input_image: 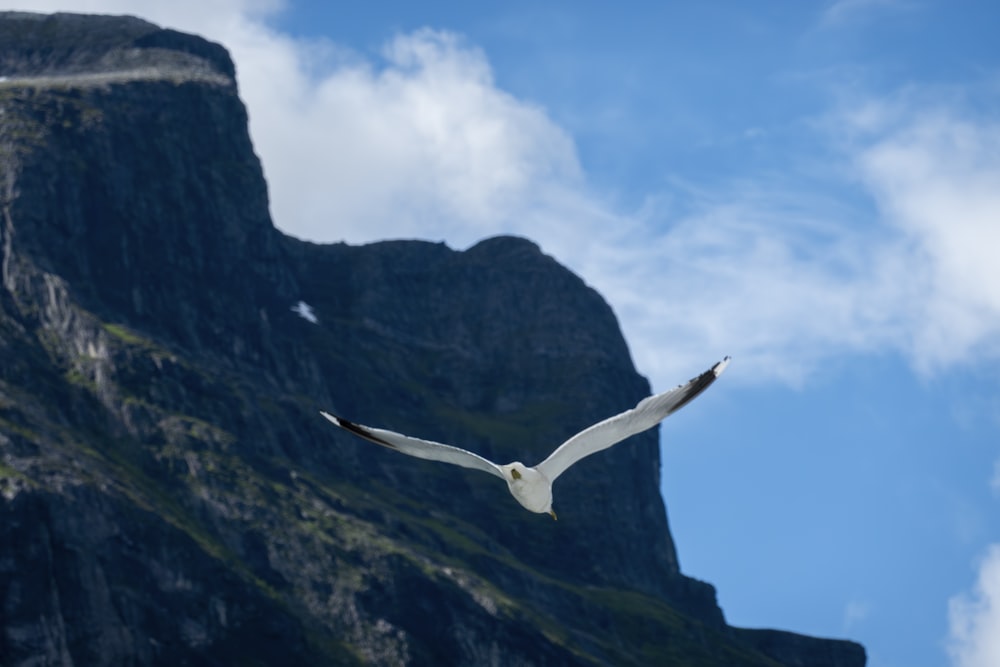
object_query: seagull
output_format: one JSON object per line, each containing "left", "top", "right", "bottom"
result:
{"left": 321, "top": 356, "right": 730, "bottom": 519}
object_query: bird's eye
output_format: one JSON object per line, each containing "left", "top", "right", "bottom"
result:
{"left": 511, "top": 469, "right": 522, "bottom": 480}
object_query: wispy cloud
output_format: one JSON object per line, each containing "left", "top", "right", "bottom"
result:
{"left": 852, "top": 103, "right": 1000, "bottom": 374}
{"left": 949, "top": 545, "right": 1000, "bottom": 667}
{"left": 843, "top": 598, "right": 871, "bottom": 633}
{"left": 7, "top": 1, "right": 1000, "bottom": 388}
{"left": 821, "top": 0, "right": 913, "bottom": 27}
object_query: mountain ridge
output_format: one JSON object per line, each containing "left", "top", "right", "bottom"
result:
{"left": 0, "top": 12, "right": 865, "bottom": 666}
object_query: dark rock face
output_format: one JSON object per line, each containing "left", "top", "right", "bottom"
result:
{"left": 0, "top": 12, "right": 866, "bottom": 666}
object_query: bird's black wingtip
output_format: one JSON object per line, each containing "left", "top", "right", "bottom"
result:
{"left": 671, "top": 357, "right": 730, "bottom": 413}
{"left": 319, "top": 411, "right": 398, "bottom": 450}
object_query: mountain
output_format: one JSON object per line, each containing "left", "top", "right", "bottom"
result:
{"left": 0, "top": 12, "right": 866, "bottom": 666}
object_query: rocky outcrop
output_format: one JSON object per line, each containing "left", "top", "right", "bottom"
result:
{"left": 0, "top": 12, "right": 865, "bottom": 666}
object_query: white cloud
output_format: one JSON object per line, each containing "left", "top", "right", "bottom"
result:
{"left": 855, "top": 107, "right": 1000, "bottom": 373}
{"left": 843, "top": 598, "right": 871, "bottom": 633}
{"left": 242, "top": 28, "right": 583, "bottom": 245}
{"left": 5, "top": 1, "right": 1000, "bottom": 387}
{"left": 563, "top": 189, "right": 907, "bottom": 385}
{"left": 949, "top": 545, "right": 1000, "bottom": 667}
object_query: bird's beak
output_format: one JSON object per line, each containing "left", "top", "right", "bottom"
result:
{"left": 548, "top": 509, "right": 558, "bottom": 521}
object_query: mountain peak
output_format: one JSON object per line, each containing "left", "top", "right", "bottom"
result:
{"left": 0, "top": 11, "right": 235, "bottom": 87}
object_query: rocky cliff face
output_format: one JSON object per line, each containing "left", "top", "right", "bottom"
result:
{"left": 0, "top": 12, "right": 866, "bottom": 666}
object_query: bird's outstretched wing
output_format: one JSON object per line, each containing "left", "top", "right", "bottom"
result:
{"left": 536, "top": 357, "right": 730, "bottom": 482}
{"left": 320, "top": 411, "right": 506, "bottom": 480}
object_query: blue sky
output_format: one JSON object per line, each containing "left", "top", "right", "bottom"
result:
{"left": 7, "top": 2, "right": 1000, "bottom": 665}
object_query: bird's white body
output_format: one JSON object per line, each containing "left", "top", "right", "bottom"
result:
{"left": 321, "top": 357, "right": 729, "bottom": 518}
{"left": 500, "top": 463, "right": 553, "bottom": 515}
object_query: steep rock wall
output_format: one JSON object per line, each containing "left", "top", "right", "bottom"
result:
{"left": 0, "top": 12, "right": 865, "bottom": 667}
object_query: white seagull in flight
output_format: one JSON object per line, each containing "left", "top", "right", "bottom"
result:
{"left": 321, "top": 357, "right": 730, "bottom": 519}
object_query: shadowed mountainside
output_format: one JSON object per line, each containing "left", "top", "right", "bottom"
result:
{"left": 0, "top": 11, "right": 866, "bottom": 666}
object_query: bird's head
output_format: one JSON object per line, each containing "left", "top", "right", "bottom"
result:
{"left": 501, "top": 463, "right": 556, "bottom": 519}
{"left": 503, "top": 462, "right": 529, "bottom": 483}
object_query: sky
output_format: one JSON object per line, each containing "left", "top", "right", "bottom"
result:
{"left": 4, "top": 1, "right": 999, "bottom": 665}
